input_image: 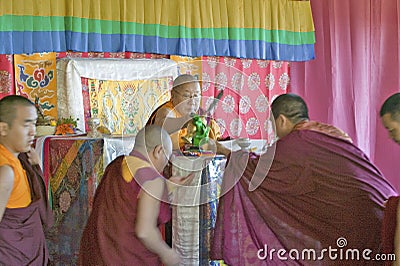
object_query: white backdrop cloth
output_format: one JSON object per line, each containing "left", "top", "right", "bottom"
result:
{"left": 56, "top": 58, "right": 178, "bottom": 131}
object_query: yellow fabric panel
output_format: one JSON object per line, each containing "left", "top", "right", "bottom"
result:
{"left": 2, "top": 0, "right": 314, "bottom": 32}
{"left": 243, "top": 0, "right": 315, "bottom": 31}
{"left": 170, "top": 55, "right": 202, "bottom": 78}
{"left": 0, "top": 0, "right": 67, "bottom": 16}
{"left": 14, "top": 52, "right": 58, "bottom": 120}
{"left": 88, "top": 78, "right": 171, "bottom": 135}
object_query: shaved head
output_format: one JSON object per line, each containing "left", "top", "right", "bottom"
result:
{"left": 134, "top": 125, "right": 171, "bottom": 153}
{"left": 0, "top": 95, "right": 35, "bottom": 127}
{"left": 380, "top": 93, "right": 400, "bottom": 144}
{"left": 380, "top": 93, "right": 400, "bottom": 122}
{"left": 271, "top": 93, "right": 309, "bottom": 124}
{"left": 172, "top": 74, "right": 199, "bottom": 90}
{"left": 133, "top": 125, "right": 173, "bottom": 172}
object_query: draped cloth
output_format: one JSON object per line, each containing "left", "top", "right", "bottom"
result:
{"left": 381, "top": 196, "right": 400, "bottom": 265}
{"left": 289, "top": 0, "right": 400, "bottom": 191}
{"left": 293, "top": 120, "right": 352, "bottom": 143}
{"left": 0, "top": 153, "right": 53, "bottom": 266}
{"left": 0, "top": 0, "right": 315, "bottom": 61}
{"left": 211, "top": 122, "right": 397, "bottom": 265}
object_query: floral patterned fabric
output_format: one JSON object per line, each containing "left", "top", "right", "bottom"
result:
{"left": 201, "top": 57, "right": 289, "bottom": 140}
{"left": 41, "top": 136, "right": 104, "bottom": 265}
{"left": 85, "top": 78, "right": 172, "bottom": 135}
{"left": 0, "top": 54, "right": 14, "bottom": 99}
{"left": 170, "top": 55, "right": 289, "bottom": 141}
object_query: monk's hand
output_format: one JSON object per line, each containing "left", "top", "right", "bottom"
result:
{"left": 27, "top": 147, "right": 41, "bottom": 166}
{"left": 169, "top": 173, "right": 195, "bottom": 186}
{"left": 161, "top": 249, "right": 181, "bottom": 266}
{"left": 166, "top": 173, "right": 195, "bottom": 203}
{"left": 182, "top": 112, "right": 196, "bottom": 128}
{"left": 216, "top": 141, "right": 232, "bottom": 157}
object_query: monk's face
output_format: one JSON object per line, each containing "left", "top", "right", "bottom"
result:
{"left": 0, "top": 105, "right": 37, "bottom": 155}
{"left": 152, "top": 135, "right": 173, "bottom": 173}
{"left": 171, "top": 82, "right": 201, "bottom": 115}
{"left": 381, "top": 113, "right": 400, "bottom": 144}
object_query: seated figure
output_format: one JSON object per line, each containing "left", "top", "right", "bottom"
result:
{"left": 147, "top": 74, "right": 221, "bottom": 150}
{"left": 211, "top": 93, "right": 397, "bottom": 265}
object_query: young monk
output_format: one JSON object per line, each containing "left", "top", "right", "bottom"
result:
{"left": 0, "top": 95, "right": 53, "bottom": 265}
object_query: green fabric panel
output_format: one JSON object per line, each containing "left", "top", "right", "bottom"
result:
{"left": 0, "top": 15, "right": 315, "bottom": 45}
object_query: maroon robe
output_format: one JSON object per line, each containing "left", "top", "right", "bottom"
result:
{"left": 0, "top": 153, "right": 53, "bottom": 265}
{"left": 381, "top": 196, "right": 399, "bottom": 265}
{"left": 78, "top": 152, "right": 171, "bottom": 266}
{"left": 211, "top": 129, "right": 397, "bottom": 265}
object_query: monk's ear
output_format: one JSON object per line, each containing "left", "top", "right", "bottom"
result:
{"left": 0, "top": 122, "right": 9, "bottom": 136}
{"left": 170, "top": 90, "right": 178, "bottom": 105}
{"left": 276, "top": 114, "right": 286, "bottom": 126}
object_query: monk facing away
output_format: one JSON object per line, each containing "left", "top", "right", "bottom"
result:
{"left": 211, "top": 93, "right": 397, "bottom": 265}
{"left": 78, "top": 125, "right": 192, "bottom": 266}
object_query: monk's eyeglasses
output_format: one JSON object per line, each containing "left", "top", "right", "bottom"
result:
{"left": 173, "top": 89, "right": 201, "bottom": 100}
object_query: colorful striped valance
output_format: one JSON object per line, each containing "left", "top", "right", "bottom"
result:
{"left": 0, "top": 0, "right": 315, "bottom": 61}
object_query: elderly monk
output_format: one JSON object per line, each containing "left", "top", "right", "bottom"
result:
{"left": 79, "top": 125, "right": 192, "bottom": 266}
{"left": 147, "top": 74, "right": 221, "bottom": 150}
{"left": 211, "top": 93, "right": 397, "bottom": 265}
{"left": 0, "top": 95, "right": 53, "bottom": 265}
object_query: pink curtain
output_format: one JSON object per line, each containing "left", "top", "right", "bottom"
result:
{"left": 201, "top": 56, "right": 289, "bottom": 140}
{"left": 290, "top": 0, "right": 400, "bottom": 191}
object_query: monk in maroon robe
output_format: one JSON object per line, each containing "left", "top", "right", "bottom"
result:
{"left": 211, "top": 94, "right": 397, "bottom": 265}
{"left": 0, "top": 152, "right": 53, "bottom": 265}
{"left": 0, "top": 95, "right": 53, "bottom": 266}
{"left": 79, "top": 125, "right": 191, "bottom": 265}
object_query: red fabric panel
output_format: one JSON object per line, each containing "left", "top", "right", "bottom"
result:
{"left": 0, "top": 54, "right": 14, "bottom": 99}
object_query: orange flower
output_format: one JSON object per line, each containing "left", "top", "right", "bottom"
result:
{"left": 55, "top": 123, "right": 75, "bottom": 135}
